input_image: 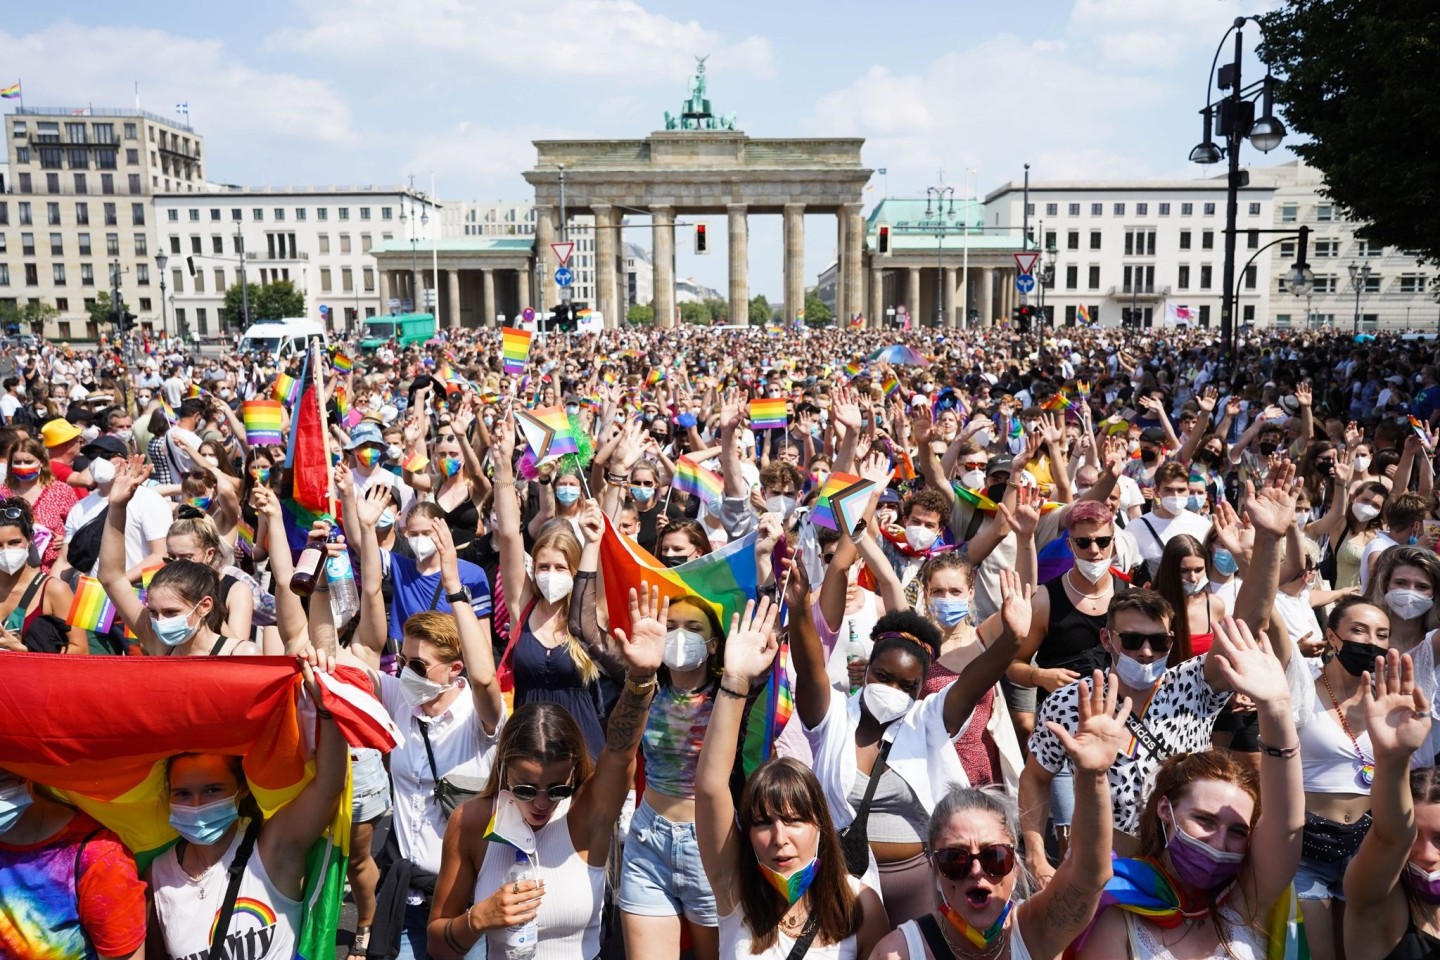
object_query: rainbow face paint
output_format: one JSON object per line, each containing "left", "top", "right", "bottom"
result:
{"left": 940, "top": 899, "right": 1013, "bottom": 949}
{"left": 758, "top": 855, "right": 819, "bottom": 905}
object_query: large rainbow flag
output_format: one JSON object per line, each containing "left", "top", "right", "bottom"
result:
{"left": 501, "top": 327, "right": 533, "bottom": 375}
{"left": 0, "top": 655, "right": 400, "bottom": 960}
{"left": 281, "top": 346, "right": 334, "bottom": 555}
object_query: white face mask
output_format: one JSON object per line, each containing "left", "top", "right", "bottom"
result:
{"left": 408, "top": 535, "right": 437, "bottom": 562}
{"left": 1159, "top": 495, "right": 1189, "bottom": 516}
{"left": 90, "top": 457, "right": 116, "bottom": 485}
{"left": 904, "top": 524, "right": 939, "bottom": 551}
{"left": 1386, "top": 589, "right": 1435, "bottom": 622}
{"left": 1352, "top": 455, "right": 1372, "bottom": 475}
{"left": 0, "top": 547, "right": 27, "bottom": 576}
{"left": 862, "top": 682, "right": 914, "bottom": 724}
{"left": 1182, "top": 576, "right": 1209, "bottom": 596}
{"left": 535, "top": 571, "right": 573, "bottom": 604}
{"left": 1073, "top": 556, "right": 1111, "bottom": 583}
{"left": 1351, "top": 502, "right": 1380, "bottom": 523}
{"left": 114, "top": 429, "right": 133, "bottom": 442}
{"left": 959, "top": 469, "right": 986, "bottom": 490}
{"left": 1114, "top": 650, "right": 1168, "bottom": 688}
{"left": 662, "top": 627, "right": 710, "bottom": 672}
{"left": 398, "top": 665, "right": 452, "bottom": 707}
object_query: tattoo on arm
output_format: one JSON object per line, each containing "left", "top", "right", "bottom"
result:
{"left": 605, "top": 688, "right": 652, "bottom": 754}
{"left": 1047, "top": 882, "right": 1100, "bottom": 931}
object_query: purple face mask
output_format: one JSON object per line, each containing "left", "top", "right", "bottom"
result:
{"left": 1408, "top": 862, "right": 1440, "bottom": 904}
{"left": 1162, "top": 801, "right": 1245, "bottom": 890}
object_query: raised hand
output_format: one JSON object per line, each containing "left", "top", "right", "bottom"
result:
{"left": 250, "top": 483, "right": 281, "bottom": 519}
{"left": 612, "top": 583, "right": 668, "bottom": 676}
{"left": 718, "top": 390, "right": 746, "bottom": 432}
{"left": 1196, "top": 386, "right": 1219, "bottom": 414}
{"left": 1208, "top": 617, "right": 1289, "bottom": 705}
{"left": 996, "top": 483, "right": 1042, "bottom": 539}
{"left": 1225, "top": 396, "right": 1243, "bottom": 418}
{"left": 1047, "top": 670, "right": 1132, "bottom": 775}
{"left": 783, "top": 547, "right": 811, "bottom": 612}
{"left": 355, "top": 482, "right": 391, "bottom": 527}
{"left": 107, "top": 455, "right": 152, "bottom": 506}
{"left": 577, "top": 498, "right": 604, "bottom": 545}
{"left": 997, "top": 568, "right": 1034, "bottom": 643}
{"left": 1038, "top": 411, "right": 1064, "bottom": 446}
{"left": 490, "top": 410, "right": 516, "bottom": 463}
{"left": 1295, "top": 383, "right": 1312, "bottom": 409}
{"left": 909, "top": 405, "right": 934, "bottom": 446}
{"left": 721, "top": 597, "right": 781, "bottom": 688}
{"left": 858, "top": 449, "right": 893, "bottom": 488}
{"left": 431, "top": 520, "right": 461, "bottom": 589}
{"left": 1242, "top": 460, "right": 1298, "bottom": 538}
{"left": 1363, "top": 648, "right": 1432, "bottom": 760}
{"left": 1331, "top": 448, "right": 1354, "bottom": 486}
{"left": 831, "top": 383, "right": 862, "bottom": 432}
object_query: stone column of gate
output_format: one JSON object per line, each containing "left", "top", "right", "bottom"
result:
{"left": 907, "top": 267, "right": 921, "bottom": 326}
{"left": 844, "top": 205, "right": 865, "bottom": 327}
{"left": 728, "top": 204, "right": 748, "bottom": 329}
{"left": 518, "top": 267, "right": 531, "bottom": 320}
{"left": 481, "top": 269, "right": 496, "bottom": 329}
{"left": 835, "top": 213, "right": 848, "bottom": 323}
{"left": 447, "top": 270, "right": 462, "bottom": 328}
{"left": 869, "top": 267, "right": 884, "bottom": 330}
{"left": 593, "top": 204, "right": 617, "bottom": 330}
{"left": 378, "top": 270, "right": 391, "bottom": 312}
{"left": 943, "top": 266, "right": 957, "bottom": 328}
{"left": 783, "top": 203, "right": 805, "bottom": 326}
{"left": 652, "top": 205, "right": 676, "bottom": 329}
{"left": 535, "top": 206, "right": 556, "bottom": 309}
{"left": 981, "top": 268, "right": 996, "bottom": 327}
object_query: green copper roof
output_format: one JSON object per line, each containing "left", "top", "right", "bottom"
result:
{"left": 867, "top": 197, "right": 1020, "bottom": 250}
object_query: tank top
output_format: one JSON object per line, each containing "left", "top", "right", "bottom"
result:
{"left": 1298, "top": 687, "right": 1375, "bottom": 795}
{"left": 440, "top": 491, "right": 480, "bottom": 547}
{"left": 474, "top": 803, "right": 605, "bottom": 959}
{"left": 1384, "top": 912, "right": 1440, "bottom": 960}
{"left": 898, "top": 911, "right": 1034, "bottom": 960}
{"left": 718, "top": 875, "right": 864, "bottom": 959}
{"left": 1038, "top": 574, "right": 1114, "bottom": 672}
{"left": 1122, "top": 905, "right": 1265, "bottom": 960}
{"left": 924, "top": 660, "right": 1002, "bottom": 787}
{"left": 150, "top": 821, "right": 302, "bottom": 960}
{"left": 1189, "top": 598, "right": 1214, "bottom": 656}
{"left": 847, "top": 765, "right": 925, "bottom": 844}
{"left": 1336, "top": 532, "right": 1370, "bottom": 592}
{"left": 641, "top": 680, "right": 715, "bottom": 799}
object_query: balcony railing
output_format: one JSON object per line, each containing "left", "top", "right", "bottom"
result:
{"left": 1105, "top": 285, "right": 1172, "bottom": 301}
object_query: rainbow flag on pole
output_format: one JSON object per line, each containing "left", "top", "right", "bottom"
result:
{"left": 274, "top": 373, "right": 299, "bottom": 405}
{"left": 672, "top": 456, "right": 724, "bottom": 505}
{"left": 1077, "top": 304, "right": 1092, "bottom": 325}
{"left": 882, "top": 374, "right": 900, "bottom": 399}
{"left": 515, "top": 406, "right": 578, "bottom": 461}
{"left": 331, "top": 351, "right": 354, "bottom": 374}
{"left": 749, "top": 398, "right": 787, "bottom": 431}
{"left": 66, "top": 576, "right": 115, "bottom": 633}
{"left": 242, "top": 399, "right": 285, "bottom": 446}
{"left": 0, "top": 82, "right": 19, "bottom": 100}
{"left": 501, "top": 327, "right": 533, "bottom": 375}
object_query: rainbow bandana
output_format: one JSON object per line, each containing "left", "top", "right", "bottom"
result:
{"left": 940, "top": 899, "right": 1013, "bottom": 949}
{"left": 1072, "top": 856, "right": 1232, "bottom": 951}
{"left": 759, "top": 856, "right": 820, "bottom": 905}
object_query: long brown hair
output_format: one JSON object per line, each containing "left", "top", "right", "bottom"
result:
{"left": 6, "top": 438, "right": 54, "bottom": 486}
{"left": 530, "top": 520, "right": 596, "bottom": 684}
{"left": 736, "top": 758, "right": 859, "bottom": 953}
{"left": 480, "top": 702, "right": 594, "bottom": 800}
{"left": 149, "top": 559, "right": 227, "bottom": 633}
{"left": 1153, "top": 534, "right": 1206, "bottom": 661}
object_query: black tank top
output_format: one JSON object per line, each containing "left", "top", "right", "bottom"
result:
{"left": 1385, "top": 913, "right": 1440, "bottom": 960}
{"left": 441, "top": 495, "right": 480, "bottom": 548}
{"left": 1037, "top": 573, "right": 1116, "bottom": 674}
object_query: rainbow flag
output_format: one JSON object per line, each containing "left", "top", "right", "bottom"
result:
{"left": 332, "top": 351, "right": 354, "bottom": 374}
{"left": 242, "top": 399, "right": 285, "bottom": 446}
{"left": 140, "top": 562, "right": 162, "bottom": 590}
{"left": 515, "top": 407, "right": 578, "bottom": 461}
{"left": 646, "top": 368, "right": 667, "bottom": 387}
{"left": 1077, "top": 379, "right": 1091, "bottom": 398}
{"left": 237, "top": 518, "right": 257, "bottom": 557}
{"left": 812, "top": 472, "right": 875, "bottom": 533}
{"left": 0, "top": 83, "right": 19, "bottom": 100}
{"left": 1041, "top": 393, "right": 1073, "bottom": 412}
{"left": 672, "top": 456, "right": 724, "bottom": 505}
{"left": 1077, "top": 304, "right": 1092, "bottom": 325}
{"left": 0, "top": 656, "right": 399, "bottom": 960}
{"left": 403, "top": 453, "right": 429, "bottom": 473}
{"left": 66, "top": 576, "right": 115, "bottom": 633}
{"left": 274, "top": 373, "right": 299, "bottom": 405}
{"left": 749, "top": 398, "right": 787, "bottom": 431}
{"left": 501, "top": 326, "right": 533, "bottom": 375}
{"left": 843, "top": 362, "right": 863, "bottom": 378}
{"left": 882, "top": 375, "right": 900, "bottom": 399}
{"left": 185, "top": 383, "right": 204, "bottom": 399}
{"left": 760, "top": 638, "right": 795, "bottom": 766}
{"left": 951, "top": 483, "right": 999, "bottom": 513}
{"left": 160, "top": 398, "right": 177, "bottom": 425}
{"left": 1409, "top": 415, "right": 1430, "bottom": 446}
{"left": 575, "top": 308, "right": 593, "bottom": 321}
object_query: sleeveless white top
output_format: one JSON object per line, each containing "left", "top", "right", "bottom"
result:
{"left": 474, "top": 802, "right": 605, "bottom": 959}
{"left": 150, "top": 821, "right": 301, "bottom": 960}
{"left": 718, "top": 876, "right": 864, "bottom": 960}
{"left": 1123, "top": 906, "right": 1265, "bottom": 960}
{"left": 899, "top": 911, "right": 1033, "bottom": 960}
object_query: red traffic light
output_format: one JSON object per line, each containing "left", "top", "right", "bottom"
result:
{"left": 695, "top": 224, "right": 708, "bottom": 254}
{"left": 878, "top": 226, "right": 891, "bottom": 255}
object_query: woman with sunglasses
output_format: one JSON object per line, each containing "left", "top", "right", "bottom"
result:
{"left": 426, "top": 583, "right": 664, "bottom": 959}
{"left": 696, "top": 595, "right": 890, "bottom": 960}
{"left": 1, "top": 437, "right": 77, "bottom": 572}
{"left": 0, "top": 497, "right": 87, "bottom": 654}
{"left": 1075, "top": 618, "right": 1302, "bottom": 960}
{"left": 872, "top": 671, "right": 1129, "bottom": 960}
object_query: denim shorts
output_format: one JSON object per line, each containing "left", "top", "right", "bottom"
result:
{"left": 619, "top": 799, "right": 717, "bottom": 925}
{"left": 351, "top": 748, "right": 390, "bottom": 825}
{"left": 1294, "top": 852, "right": 1349, "bottom": 901}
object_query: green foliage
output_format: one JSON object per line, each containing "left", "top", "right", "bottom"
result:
{"left": 223, "top": 280, "right": 306, "bottom": 329}
{"left": 748, "top": 294, "right": 775, "bottom": 326}
{"left": 626, "top": 302, "right": 655, "bottom": 326}
{"left": 803, "top": 291, "right": 833, "bottom": 327}
{"left": 1260, "top": 1, "right": 1440, "bottom": 267}
{"left": 702, "top": 297, "right": 728, "bottom": 324}
{"left": 679, "top": 300, "right": 711, "bottom": 325}
{"left": 86, "top": 292, "right": 115, "bottom": 327}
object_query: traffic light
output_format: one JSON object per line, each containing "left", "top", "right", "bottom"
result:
{"left": 122, "top": 311, "right": 137, "bottom": 331}
{"left": 878, "top": 225, "right": 891, "bottom": 256}
{"left": 550, "top": 303, "right": 574, "bottom": 333}
{"left": 186, "top": 256, "right": 196, "bottom": 277}
{"left": 1014, "top": 304, "right": 1034, "bottom": 332}
{"left": 695, "top": 224, "right": 708, "bottom": 254}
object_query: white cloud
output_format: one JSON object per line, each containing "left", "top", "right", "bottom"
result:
{"left": 399, "top": 120, "right": 560, "bottom": 200}
{"left": 267, "top": 0, "right": 773, "bottom": 83}
{"left": 0, "top": 21, "right": 358, "bottom": 155}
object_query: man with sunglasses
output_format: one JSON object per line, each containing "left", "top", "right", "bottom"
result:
{"left": 1019, "top": 590, "right": 1235, "bottom": 886}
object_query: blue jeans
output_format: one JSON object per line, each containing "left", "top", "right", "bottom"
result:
{"left": 1050, "top": 763, "right": 1075, "bottom": 829}
{"left": 395, "top": 901, "right": 488, "bottom": 960}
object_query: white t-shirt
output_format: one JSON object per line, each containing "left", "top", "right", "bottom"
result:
{"left": 0, "top": 393, "right": 20, "bottom": 422}
{"left": 718, "top": 876, "right": 866, "bottom": 960}
{"left": 1359, "top": 531, "right": 1399, "bottom": 593}
{"left": 64, "top": 487, "right": 172, "bottom": 576}
{"left": 1129, "top": 509, "right": 1213, "bottom": 563}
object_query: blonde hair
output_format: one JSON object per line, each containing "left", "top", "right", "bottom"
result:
{"left": 402, "top": 611, "right": 462, "bottom": 660}
{"left": 531, "top": 520, "right": 596, "bottom": 684}
{"left": 169, "top": 513, "right": 224, "bottom": 569}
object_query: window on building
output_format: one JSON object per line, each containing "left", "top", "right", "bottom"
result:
{"left": 17, "top": 173, "right": 32, "bottom": 193}
{"left": 1088, "top": 265, "right": 1100, "bottom": 290}
{"left": 1064, "top": 265, "right": 1078, "bottom": 289}
{"left": 1066, "top": 230, "right": 1079, "bottom": 251}
{"left": 52, "top": 264, "right": 66, "bottom": 285}
{"left": 136, "top": 264, "right": 149, "bottom": 285}
{"left": 1068, "top": 203, "right": 1081, "bottom": 216}
{"left": 342, "top": 268, "right": 354, "bottom": 292}
{"left": 1313, "top": 275, "right": 1337, "bottom": 293}
{"left": 1248, "top": 202, "right": 1262, "bottom": 216}
{"left": 1280, "top": 204, "right": 1298, "bottom": 223}
{"left": 1089, "top": 231, "right": 1102, "bottom": 250}
{"left": 296, "top": 208, "right": 307, "bottom": 222}
{"left": 232, "top": 209, "right": 242, "bottom": 221}
{"left": 193, "top": 270, "right": 205, "bottom": 293}
{"left": 20, "top": 232, "right": 34, "bottom": 256}
{"left": 1400, "top": 275, "right": 1429, "bottom": 294}
{"left": 24, "top": 265, "right": 38, "bottom": 287}
{"left": 171, "top": 269, "right": 184, "bottom": 293}
{"left": 166, "top": 235, "right": 179, "bottom": 255}
{"left": 80, "top": 264, "right": 93, "bottom": 286}
{"left": 363, "top": 268, "right": 375, "bottom": 292}
{"left": 1245, "top": 265, "right": 1257, "bottom": 289}
{"left": 39, "top": 148, "right": 62, "bottom": 170}
{"left": 1158, "top": 203, "right": 1170, "bottom": 216}
{"left": 1111, "top": 203, "right": 1123, "bottom": 216}
{"left": 45, "top": 173, "right": 60, "bottom": 193}
{"left": 1043, "top": 230, "right": 1056, "bottom": 251}
{"left": 187, "top": 209, "right": 199, "bottom": 222}
{"left": 127, "top": 174, "right": 141, "bottom": 194}
{"left": 96, "top": 148, "right": 117, "bottom": 170}
{"left": 1024, "top": 203, "right": 1035, "bottom": 216}
{"left": 317, "top": 208, "right": 328, "bottom": 221}
{"left": 196, "top": 308, "right": 207, "bottom": 334}
{"left": 1246, "top": 230, "right": 1259, "bottom": 249}
{"left": 1200, "top": 265, "right": 1213, "bottom": 289}
{"left": 1202, "top": 203, "right": 1215, "bottom": 215}
{"left": 1086, "top": 203, "right": 1100, "bottom": 216}
{"left": 1356, "top": 239, "right": 1381, "bottom": 257}
{"left": 1124, "top": 229, "right": 1157, "bottom": 256}
{"left": 252, "top": 208, "right": 263, "bottom": 221}
{"left": 1363, "top": 275, "right": 1382, "bottom": 294}
{"left": 1279, "top": 240, "right": 1296, "bottom": 259}
{"left": 190, "top": 236, "right": 201, "bottom": 254}
{"left": 318, "top": 234, "right": 330, "bottom": 254}
{"left": 382, "top": 207, "right": 393, "bottom": 221}
{"left": 1181, "top": 202, "right": 1194, "bottom": 216}
{"left": 0, "top": 265, "right": 8, "bottom": 286}
{"left": 360, "top": 207, "right": 372, "bottom": 221}
{"left": 1242, "top": 304, "right": 1255, "bottom": 323}
{"left": 338, "top": 208, "right": 349, "bottom": 221}
{"left": 1177, "top": 265, "right": 1190, "bottom": 289}
{"left": 1179, "top": 230, "right": 1192, "bottom": 250}
{"left": 1201, "top": 230, "right": 1214, "bottom": 250}
{"left": 132, "top": 234, "right": 146, "bottom": 256}
{"left": 78, "top": 234, "right": 91, "bottom": 256}
{"left": 101, "top": 202, "right": 117, "bottom": 226}
{"left": 18, "top": 203, "right": 32, "bottom": 226}
{"left": 1315, "top": 239, "right": 1340, "bottom": 258}
{"left": 49, "top": 232, "right": 62, "bottom": 255}
{"left": 320, "top": 268, "right": 332, "bottom": 292}
{"left": 340, "top": 234, "right": 352, "bottom": 254}
{"left": 213, "top": 268, "right": 225, "bottom": 291}
{"left": 106, "top": 233, "right": 119, "bottom": 257}
{"left": 1317, "top": 204, "right": 1335, "bottom": 221}
{"left": 44, "top": 203, "right": 60, "bottom": 227}
{"left": 1136, "top": 203, "right": 1148, "bottom": 216}
{"left": 167, "top": 209, "right": 179, "bottom": 223}
{"left": 272, "top": 208, "right": 285, "bottom": 222}
{"left": 1042, "top": 203, "right": 1055, "bottom": 217}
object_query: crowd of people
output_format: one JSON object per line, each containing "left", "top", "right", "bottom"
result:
{"left": 4, "top": 319, "right": 1440, "bottom": 960}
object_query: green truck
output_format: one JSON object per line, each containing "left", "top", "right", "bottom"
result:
{"left": 360, "top": 312, "right": 436, "bottom": 350}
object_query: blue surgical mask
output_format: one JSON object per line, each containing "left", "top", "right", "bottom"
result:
{"left": 1212, "top": 548, "right": 1238, "bottom": 577}
{"left": 630, "top": 485, "right": 654, "bottom": 503}
{"left": 152, "top": 602, "right": 201, "bottom": 647}
{"left": 169, "top": 793, "right": 241, "bottom": 845}
{"left": 1186, "top": 494, "right": 1204, "bottom": 512}
{"left": 555, "top": 486, "right": 581, "bottom": 505}
{"left": 931, "top": 596, "right": 971, "bottom": 627}
{"left": 0, "top": 781, "right": 34, "bottom": 833}
{"left": 377, "top": 509, "right": 397, "bottom": 529}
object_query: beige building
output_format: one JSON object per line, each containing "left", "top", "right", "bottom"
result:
{"left": 1, "top": 106, "right": 203, "bottom": 340}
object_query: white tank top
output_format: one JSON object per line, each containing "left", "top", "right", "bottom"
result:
{"left": 718, "top": 876, "right": 864, "bottom": 960}
{"left": 150, "top": 821, "right": 302, "bottom": 960}
{"left": 1298, "top": 682, "right": 1375, "bottom": 795}
{"left": 474, "top": 803, "right": 605, "bottom": 959}
{"left": 899, "top": 912, "right": 1033, "bottom": 960}
{"left": 1123, "top": 906, "right": 1265, "bottom": 960}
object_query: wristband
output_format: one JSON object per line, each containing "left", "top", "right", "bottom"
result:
{"left": 719, "top": 683, "right": 750, "bottom": 699}
{"left": 1256, "top": 738, "right": 1300, "bottom": 759}
{"left": 625, "top": 674, "right": 658, "bottom": 696}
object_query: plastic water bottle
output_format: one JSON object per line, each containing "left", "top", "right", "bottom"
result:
{"left": 506, "top": 849, "right": 538, "bottom": 959}
{"left": 325, "top": 527, "right": 360, "bottom": 625}
{"left": 846, "top": 621, "right": 868, "bottom": 694}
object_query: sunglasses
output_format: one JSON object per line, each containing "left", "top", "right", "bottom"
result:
{"left": 508, "top": 782, "right": 576, "bottom": 803}
{"left": 1116, "top": 630, "right": 1173, "bottom": 653}
{"left": 0, "top": 506, "right": 26, "bottom": 523}
{"left": 932, "top": 843, "right": 1016, "bottom": 881}
{"left": 395, "top": 654, "right": 449, "bottom": 678}
{"left": 1069, "top": 535, "right": 1114, "bottom": 550}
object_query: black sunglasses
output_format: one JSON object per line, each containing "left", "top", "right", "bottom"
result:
{"left": 0, "top": 506, "right": 26, "bottom": 522}
{"left": 1116, "top": 630, "right": 1173, "bottom": 653}
{"left": 933, "top": 843, "right": 1016, "bottom": 881}
{"left": 1070, "top": 535, "right": 1114, "bottom": 550}
{"left": 509, "top": 782, "right": 576, "bottom": 803}
{"left": 395, "top": 654, "right": 448, "bottom": 678}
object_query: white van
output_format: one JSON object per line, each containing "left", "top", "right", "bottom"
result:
{"left": 238, "top": 319, "right": 330, "bottom": 363}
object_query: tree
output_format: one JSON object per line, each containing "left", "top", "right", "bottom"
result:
{"left": 19, "top": 300, "right": 58, "bottom": 332}
{"left": 626, "top": 302, "right": 655, "bottom": 326}
{"left": 87, "top": 292, "right": 115, "bottom": 328}
{"left": 803, "top": 291, "right": 833, "bottom": 327}
{"left": 680, "top": 300, "right": 712, "bottom": 325}
{"left": 748, "top": 294, "right": 774, "bottom": 327}
{"left": 702, "top": 297, "right": 728, "bottom": 324}
{"left": 1260, "top": 1, "right": 1440, "bottom": 267}
{"left": 223, "top": 280, "right": 306, "bottom": 330}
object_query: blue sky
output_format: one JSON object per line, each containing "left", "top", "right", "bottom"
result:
{"left": 2, "top": 0, "right": 1292, "bottom": 303}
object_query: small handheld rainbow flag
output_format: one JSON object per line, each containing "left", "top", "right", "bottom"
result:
{"left": 672, "top": 456, "right": 724, "bottom": 505}
{"left": 236, "top": 519, "right": 256, "bottom": 557}
{"left": 1041, "top": 393, "right": 1074, "bottom": 412}
{"left": 185, "top": 384, "right": 204, "bottom": 399}
{"left": 241, "top": 400, "right": 284, "bottom": 446}
{"left": 501, "top": 327, "right": 533, "bottom": 375}
{"left": 273, "top": 374, "right": 299, "bottom": 405}
{"left": 812, "top": 472, "right": 875, "bottom": 534}
{"left": 66, "top": 576, "right": 115, "bottom": 633}
{"left": 646, "top": 368, "right": 667, "bottom": 387}
{"left": 332, "top": 351, "right": 354, "bottom": 374}
{"left": 951, "top": 483, "right": 999, "bottom": 513}
{"left": 882, "top": 375, "right": 900, "bottom": 399}
{"left": 515, "top": 407, "right": 578, "bottom": 461}
{"left": 843, "top": 361, "right": 864, "bottom": 378}
{"left": 1409, "top": 415, "right": 1430, "bottom": 448}
{"left": 1077, "top": 304, "right": 1092, "bottom": 325}
{"left": 160, "top": 398, "right": 177, "bottom": 425}
{"left": 1077, "top": 379, "right": 1091, "bottom": 398}
{"left": 403, "top": 453, "right": 429, "bottom": 473}
{"left": 748, "top": 398, "right": 787, "bottom": 431}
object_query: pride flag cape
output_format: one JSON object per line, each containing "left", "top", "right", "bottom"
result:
{"left": 672, "top": 455, "right": 724, "bottom": 505}
{"left": 812, "top": 472, "right": 874, "bottom": 534}
{"left": 242, "top": 399, "right": 285, "bottom": 446}
{"left": 515, "top": 406, "right": 578, "bottom": 461}
{"left": 0, "top": 655, "right": 400, "bottom": 960}
{"left": 501, "top": 327, "right": 533, "bottom": 374}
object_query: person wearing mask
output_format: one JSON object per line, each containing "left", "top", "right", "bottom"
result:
{"left": 1153, "top": 534, "right": 1228, "bottom": 657}
{"left": 656, "top": 518, "right": 715, "bottom": 565}
{"left": 528, "top": 466, "right": 587, "bottom": 543}
{"left": 166, "top": 512, "right": 256, "bottom": 643}
{"left": 422, "top": 409, "right": 487, "bottom": 549}
{"left": 1361, "top": 494, "right": 1432, "bottom": 593}
{"left": 98, "top": 406, "right": 137, "bottom": 455}
{"left": 1129, "top": 461, "right": 1213, "bottom": 581}
{"left": 877, "top": 488, "right": 955, "bottom": 606}
{"left": 146, "top": 396, "right": 206, "bottom": 486}
{"left": 0, "top": 437, "right": 78, "bottom": 571}
{"left": 53, "top": 436, "right": 169, "bottom": 590}
{"left": 347, "top": 419, "right": 415, "bottom": 514}
{"left": 0, "top": 497, "right": 86, "bottom": 655}
{"left": 1329, "top": 481, "right": 1388, "bottom": 592}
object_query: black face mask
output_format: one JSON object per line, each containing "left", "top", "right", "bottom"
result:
{"left": 659, "top": 553, "right": 690, "bottom": 569}
{"left": 1140, "top": 448, "right": 1159, "bottom": 465}
{"left": 1259, "top": 441, "right": 1278, "bottom": 457}
{"left": 1336, "top": 639, "right": 1387, "bottom": 677}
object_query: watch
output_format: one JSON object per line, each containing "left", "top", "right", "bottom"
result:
{"left": 446, "top": 587, "right": 472, "bottom": 604}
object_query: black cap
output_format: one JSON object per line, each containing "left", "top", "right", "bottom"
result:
{"left": 985, "top": 456, "right": 1013, "bottom": 478}
{"left": 81, "top": 435, "right": 128, "bottom": 461}
{"left": 878, "top": 488, "right": 902, "bottom": 505}
{"left": 1140, "top": 426, "right": 1166, "bottom": 444}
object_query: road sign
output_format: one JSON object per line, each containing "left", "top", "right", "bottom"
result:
{"left": 1013, "top": 251, "right": 1041, "bottom": 275}
{"left": 555, "top": 267, "right": 574, "bottom": 287}
{"left": 1015, "top": 274, "right": 1036, "bottom": 294}
{"left": 550, "top": 242, "right": 575, "bottom": 267}
{"left": 521, "top": 306, "right": 536, "bottom": 323}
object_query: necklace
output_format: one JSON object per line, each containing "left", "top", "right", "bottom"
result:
{"left": 1064, "top": 569, "right": 1113, "bottom": 604}
{"left": 1320, "top": 670, "right": 1374, "bottom": 787}
{"left": 182, "top": 846, "right": 223, "bottom": 899}
{"left": 936, "top": 905, "right": 1008, "bottom": 960}
{"left": 779, "top": 903, "right": 809, "bottom": 932}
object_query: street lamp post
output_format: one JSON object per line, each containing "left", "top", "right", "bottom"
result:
{"left": 1038, "top": 245, "right": 1057, "bottom": 328}
{"left": 1349, "top": 261, "right": 1373, "bottom": 334}
{"left": 926, "top": 183, "right": 955, "bottom": 328}
{"left": 235, "top": 229, "right": 248, "bottom": 334}
{"left": 1188, "top": 16, "right": 1287, "bottom": 368}
{"left": 155, "top": 252, "right": 169, "bottom": 344}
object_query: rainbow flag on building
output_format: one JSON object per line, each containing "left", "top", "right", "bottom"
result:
{"left": 672, "top": 456, "right": 724, "bottom": 505}
{"left": 501, "top": 326, "right": 532, "bottom": 375}
{"left": 749, "top": 398, "right": 787, "bottom": 431}
{"left": 66, "top": 576, "right": 115, "bottom": 633}
{"left": 242, "top": 399, "right": 285, "bottom": 446}
{"left": 515, "top": 406, "right": 578, "bottom": 461}
{"left": 0, "top": 82, "right": 20, "bottom": 100}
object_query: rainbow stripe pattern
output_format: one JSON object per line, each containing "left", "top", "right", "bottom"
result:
{"left": 843, "top": 362, "right": 863, "bottom": 378}
{"left": 237, "top": 519, "right": 257, "bottom": 557}
{"left": 951, "top": 482, "right": 999, "bottom": 513}
{"left": 1041, "top": 392, "right": 1074, "bottom": 412}
{"left": 332, "top": 351, "right": 354, "bottom": 373}
{"left": 646, "top": 368, "right": 667, "bottom": 387}
{"left": 760, "top": 846, "right": 816, "bottom": 903}
{"left": 273, "top": 374, "right": 298, "bottom": 405}
{"left": 66, "top": 576, "right": 115, "bottom": 633}
{"left": 0, "top": 83, "right": 20, "bottom": 100}
{"left": 501, "top": 326, "right": 532, "bottom": 375}
{"left": 882, "top": 375, "right": 900, "bottom": 399}
{"left": 403, "top": 453, "right": 429, "bottom": 473}
{"left": 672, "top": 456, "right": 724, "bottom": 504}
{"left": 748, "top": 398, "right": 787, "bottom": 431}
{"left": 242, "top": 400, "right": 285, "bottom": 446}
{"left": 812, "top": 472, "right": 874, "bottom": 533}
{"left": 515, "top": 407, "right": 578, "bottom": 461}
{"left": 1077, "top": 304, "right": 1092, "bottom": 325}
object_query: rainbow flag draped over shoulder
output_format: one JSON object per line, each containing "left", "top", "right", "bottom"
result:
{"left": 242, "top": 399, "right": 285, "bottom": 446}
{"left": 501, "top": 327, "right": 533, "bottom": 375}
{"left": 672, "top": 456, "right": 724, "bottom": 505}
